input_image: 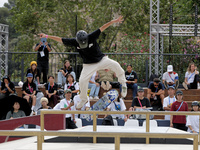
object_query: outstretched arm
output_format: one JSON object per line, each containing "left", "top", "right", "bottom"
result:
{"left": 38, "top": 33, "right": 62, "bottom": 43}
{"left": 99, "top": 16, "right": 124, "bottom": 32}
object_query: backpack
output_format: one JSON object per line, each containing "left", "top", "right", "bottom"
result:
{"left": 102, "top": 115, "right": 114, "bottom": 126}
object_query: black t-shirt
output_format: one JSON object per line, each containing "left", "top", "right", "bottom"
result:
{"left": 22, "top": 81, "right": 36, "bottom": 95}
{"left": 26, "top": 68, "right": 41, "bottom": 81}
{"left": 1, "top": 82, "right": 15, "bottom": 96}
{"left": 45, "top": 82, "right": 58, "bottom": 93}
{"left": 62, "top": 29, "right": 105, "bottom": 64}
{"left": 132, "top": 97, "right": 151, "bottom": 107}
{"left": 125, "top": 70, "right": 138, "bottom": 81}
{"left": 148, "top": 82, "right": 164, "bottom": 92}
{"left": 60, "top": 67, "right": 73, "bottom": 77}
{"left": 35, "top": 43, "right": 51, "bottom": 62}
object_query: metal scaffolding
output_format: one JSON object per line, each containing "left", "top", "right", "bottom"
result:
{"left": 149, "top": 0, "right": 200, "bottom": 77}
{"left": 0, "top": 24, "right": 9, "bottom": 78}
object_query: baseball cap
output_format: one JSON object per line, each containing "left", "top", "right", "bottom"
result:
{"left": 64, "top": 89, "right": 72, "bottom": 94}
{"left": 168, "top": 86, "right": 175, "bottom": 90}
{"left": 176, "top": 90, "right": 183, "bottom": 95}
{"left": 137, "top": 88, "right": 144, "bottom": 92}
{"left": 27, "top": 73, "right": 33, "bottom": 78}
{"left": 167, "top": 65, "right": 173, "bottom": 72}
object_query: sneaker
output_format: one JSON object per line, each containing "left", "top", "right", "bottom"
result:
{"left": 163, "top": 80, "right": 168, "bottom": 89}
{"left": 175, "top": 80, "right": 179, "bottom": 90}
{"left": 198, "top": 83, "right": 200, "bottom": 89}
{"left": 121, "top": 83, "right": 127, "bottom": 98}
{"left": 89, "top": 96, "right": 93, "bottom": 100}
{"left": 101, "top": 81, "right": 107, "bottom": 90}
{"left": 106, "top": 81, "right": 111, "bottom": 91}
{"left": 94, "top": 96, "right": 99, "bottom": 100}
{"left": 76, "top": 99, "right": 88, "bottom": 109}
{"left": 30, "top": 110, "right": 36, "bottom": 116}
{"left": 182, "top": 82, "right": 188, "bottom": 90}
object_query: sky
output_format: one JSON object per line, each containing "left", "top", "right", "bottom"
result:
{"left": 0, "top": 0, "right": 8, "bottom": 7}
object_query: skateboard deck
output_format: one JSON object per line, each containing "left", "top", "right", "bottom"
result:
{"left": 85, "top": 89, "right": 119, "bottom": 121}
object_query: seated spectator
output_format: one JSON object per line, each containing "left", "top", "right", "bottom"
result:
{"left": 0, "top": 75, "right": 15, "bottom": 99}
{"left": 124, "top": 65, "right": 138, "bottom": 99}
{"left": 163, "top": 86, "right": 176, "bottom": 120}
{"left": 60, "top": 89, "right": 77, "bottom": 129}
{"left": 45, "top": 75, "right": 59, "bottom": 108}
{"left": 64, "top": 74, "right": 79, "bottom": 99}
{"left": 57, "top": 60, "right": 76, "bottom": 86}
{"left": 98, "top": 69, "right": 118, "bottom": 90}
{"left": 26, "top": 61, "right": 41, "bottom": 90}
{"left": 170, "top": 90, "right": 188, "bottom": 131}
{"left": 162, "top": 65, "right": 179, "bottom": 89}
{"left": 147, "top": 78, "right": 164, "bottom": 111}
{"left": 22, "top": 73, "right": 36, "bottom": 113}
{"left": 73, "top": 94, "right": 90, "bottom": 119}
{"left": 128, "top": 88, "right": 151, "bottom": 118}
{"left": 88, "top": 72, "right": 100, "bottom": 100}
{"left": 6, "top": 101, "right": 26, "bottom": 119}
{"left": 182, "top": 62, "right": 200, "bottom": 90}
{"left": 37, "top": 97, "right": 52, "bottom": 115}
{"left": 186, "top": 101, "right": 199, "bottom": 133}
{"left": 105, "top": 96, "right": 127, "bottom": 122}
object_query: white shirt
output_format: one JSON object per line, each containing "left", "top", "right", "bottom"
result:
{"left": 162, "top": 71, "right": 178, "bottom": 83}
{"left": 64, "top": 82, "right": 79, "bottom": 91}
{"left": 107, "top": 98, "right": 126, "bottom": 119}
{"left": 53, "top": 103, "right": 61, "bottom": 110}
{"left": 186, "top": 115, "right": 199, "bottom": 133}
{"left": 73, "top": 95, "right": 90, "bottom": 119}
{"left": 90, "top": 72, "right": 97, "bottom": 83}
{"left": 185, "top": 71, "right": 199, "bottom": 83}
{"left": 163, "top": 96, "right": 176, "bottom": 120}
{"left": 60, "top": 98, "right": 75, "bottom": 118}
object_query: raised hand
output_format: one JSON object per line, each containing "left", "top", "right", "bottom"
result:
{"left": 38, "top": 33, "right": 46, "bottom": 38}
{"left": 112, "top": 16, "right": 124, "bottom": 24}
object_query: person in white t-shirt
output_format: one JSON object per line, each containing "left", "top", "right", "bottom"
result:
{"left": 162, "top": 65, "right": 179, "bottom": 89}
{"left": 60, "top": 89, "right": 77, "bottom": 129}
{"left": 163, "top": 86, "right": 176, "bottom": 120}
{"left": 186, "top": 101, "right": 199, "bottom": 133}
{"left": 105, "top": 96, "right": 127, "bottom": 122}
{"left": 182, "top": 62, "right": 200, "bottom": 90}
{"left": 88, "top": 72, "right": 100, "bottom": 100}
{"left": 73, "top": 94, "right": 90, "bottom": 119}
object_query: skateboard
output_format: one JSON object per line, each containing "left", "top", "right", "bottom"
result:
{"left": 85, "top": 89, "right": 119, "bottom": 121}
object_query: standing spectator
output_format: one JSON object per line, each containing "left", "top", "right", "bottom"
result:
{"left": 60, "top": 89, "right": 77, "bottom": 129}
{"left": 182, "top": 62, "right": 200, "bottom": 90}
{"left": 88, "top": 72, "right": 100, "bottom": 100}
{"left": 124, "top": 65, "right": 138, "bottom": 99}
{"left": 6, "top": 102, "right": 26, "bottom": 119}
{"left": 0, "top": 75, "right": 15, "bottom": 99}
{"left": 45, "top": 75, "right": 59, "bottom": 108}
{"left": 147, "top": 78, "right": 165, "bottom": 111}
{"left": 98, "top": 69, "right": 118, "bottom": 90}
{"left": 186, "top": 101, "right": 199, "bottom": 133}
{"left": 162, "top": 65, "right": 179, "bottom": 89}
{"left": 37, "top": 97, "right": 52, "bottom": 115}
{"left": 22, "top": 73, "right": 36, "bottom": 113}
{"left": 170, "top": 90, "right": 188, "bottom": 131}
{"left": 26, "top": 61, "right": 41, "bottom": 90}
{"left": 57, "top": 60, "right": 76, "bottom": 86}
{"left": 35, "top": 39, "right": 51, "bottom": 83}
{"left": 64, "top": 74, "right": 79, "bottom": 99}
{"left": 163, "top": 86, "right": 176, "bottom": 120}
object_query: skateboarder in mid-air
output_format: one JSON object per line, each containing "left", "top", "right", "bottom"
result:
{"left": 39, "top": 16, "right": 127, "bottom": 109}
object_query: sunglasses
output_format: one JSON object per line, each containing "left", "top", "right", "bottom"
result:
{"left": 154, "top": 84, "right": 159, "bottom": 87}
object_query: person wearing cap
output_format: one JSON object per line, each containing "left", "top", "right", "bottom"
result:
{"left": 22, "top": 73, "right": 36, "bottom": 113}
{"left": 163, "top": 86, "right": 177, "bottom": 120}
{"left": 128, "top": 88, "right": 151, "bottom": 119}
{"left": 182, "top": 62, "right": 200, "bottom": 90}
{"left": 34, "top": 38, "right": 51, "bottom": 84}
{"left": 38, "top": 16, "right": 127, "bottom": 109}
{"left": 37, "top": 97, "right": 52, "bottom": 115}
{"left": 0, "top": 75, "right": 15, "bottom": 99}
{"left": 170, "top": 90, "right": 188, "bottom": 131}
{"left": 60, "top": 89, "right": 77, "bottom": 129}
{"left": 26, "top": 61, "right": 41, "bottom": 90}
{"left": 147, "top": 78, "right": 165, "bottom": 111}
{"left": 186, "top": 101, "right": 199, "bottom": 133}
{"left": 162, "top": 65, "right": 179, "bottom": 89}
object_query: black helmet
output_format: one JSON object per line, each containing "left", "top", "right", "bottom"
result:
{"left": 76, "top": 30, "right": 88, "bottom": 49}
{"left": 176, "top": 90, "right": 183, "bottom": 95}
{"left": 192, "top": 101, "right": 199, "bottom": 107}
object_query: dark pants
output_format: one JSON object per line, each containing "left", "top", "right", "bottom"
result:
{"left": 46, "top": 94, "right": 59, "bottom": 108}
{"left": 188, "top": 74, "right": 199, "bottom": 89}
{"left": 173, "top": 123, "right": 187, "bottom": 131}
{"left": 65, "top": 117, "right": 77, "bottom": 129}
{"left": 150, "top": 96, "right": 163, "bottom": 111}
{"left": 37, "top": 61, "right": 48, "bottom": 83}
